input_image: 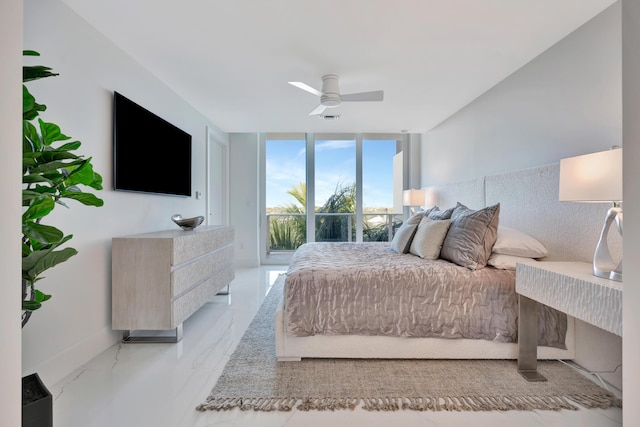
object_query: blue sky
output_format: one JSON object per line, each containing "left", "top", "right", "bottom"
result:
{"left": 265, "top": 139, "right": 397, "bottom": 209}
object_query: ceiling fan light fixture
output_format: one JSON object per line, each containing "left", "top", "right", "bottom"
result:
{"left": 320, "top": 94, "right": 341, "bottom": 107}
{"left": 290, "top": 73, "right": 383, "bottom": 116}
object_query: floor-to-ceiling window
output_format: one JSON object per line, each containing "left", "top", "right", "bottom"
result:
{"left": 262, "top": 133, "right": 405, "bottom": 261}
{"left": 313, "top": 136, "right": 356, "bottom": 243}
{"left": 362, "top": 138, "right": 403, "bottom": 242}
{"left": 264, "top": 135, "right": 307, "bottom": 252}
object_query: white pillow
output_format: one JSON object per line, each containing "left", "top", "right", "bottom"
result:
{"left": 409, "top": 217, "right": 451, "bottom": 260}
{"left": 491, "top": 226, "right": 548, "bottom": 258}
{"left": 389, "top": 211, "right": 424, "bottom": 253}
{"left": 487, "top": 253, "right": 536, "bottom": 270}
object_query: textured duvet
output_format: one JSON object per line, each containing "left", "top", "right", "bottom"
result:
{"left": 284, "top": 242, "right": 567, "bottom": 348}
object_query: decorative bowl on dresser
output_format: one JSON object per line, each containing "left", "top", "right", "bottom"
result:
{"left": 111, "top": 225, "right": 234, "bottom": 342}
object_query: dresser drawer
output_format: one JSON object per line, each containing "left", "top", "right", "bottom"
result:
{"left": 171, "top": 264, "right": 234, "bottom": 327}
{"left": 171, "top": 226, "right": 233, "bottom": 265}
{"left": 171, "top": 245, "right": 233, "bottom": 298}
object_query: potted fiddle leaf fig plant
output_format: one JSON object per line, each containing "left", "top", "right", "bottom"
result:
{"left": 22, "top": 50, "right": 104, "bottom": 427}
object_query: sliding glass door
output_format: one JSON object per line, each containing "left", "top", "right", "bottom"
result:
{"left": 262, "top": 133, "right": 405, "bottom": 259}
{"left": 314, "top": 136, "right": 356, "bottom": 242}
{"left": 264, "top": 136, "right": 306, "bottom": 251}
{"left": 362, "top": 138, "right": 403, "bottom": 242}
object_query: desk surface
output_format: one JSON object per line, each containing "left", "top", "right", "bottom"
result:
{"left": 516, "top": 261, "right": 622, "bottom": 336}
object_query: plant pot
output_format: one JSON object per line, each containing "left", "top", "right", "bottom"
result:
{"left": 22, "top": 373, "right": 52, "bottom": 427}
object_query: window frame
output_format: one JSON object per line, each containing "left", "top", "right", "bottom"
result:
{"left": 260, "top": 132, "right": 407, "bottom": 264}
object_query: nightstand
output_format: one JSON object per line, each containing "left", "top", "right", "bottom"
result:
{"left": 515, "top": 261, "right": 622, "bottom": 381}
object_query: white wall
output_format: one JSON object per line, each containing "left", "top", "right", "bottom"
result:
{"left": 622, "top": 0, "right": 640, "bottom": 423}
{"left": 0, "top": 0, "right": 23, "bottom": 424}
{"left": 22, "top": 0, "right": 227, "bottom": 385}
{"left": 229, "top": 133, "right": 261, "bottom": 267}
{"left": 420, "top": 3, "right": 623, "bottom": 390}
{"left": 421, "top": 3, "right": 622, "bottom": 185}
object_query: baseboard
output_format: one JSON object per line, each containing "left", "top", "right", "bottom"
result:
{"left": 23, "top": 325, "right": 120, "bottom": 387}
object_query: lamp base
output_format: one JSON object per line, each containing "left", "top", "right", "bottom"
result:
{"left": 593, "top": 265, "right": 622, "bottom": 282}
{"left": 609, "top": 271, "right": 622, "bottom": 282}
{"left": 593, "top": 266, "right": 612, "bottom": 280}
{"left": 593, "top": 206, "right": 622, "bottom": 282}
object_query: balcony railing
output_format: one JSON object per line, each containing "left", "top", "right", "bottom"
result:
{"left": 266, "top": 212, "right": 403, "bottom": 253}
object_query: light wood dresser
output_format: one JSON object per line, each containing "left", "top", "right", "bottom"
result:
{"left": 112, "top": 225, "right": 234, "bottom": 342}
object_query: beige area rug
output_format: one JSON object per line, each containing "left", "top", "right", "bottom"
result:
{"left": 197, "top": 275, "right": 621, "bottom": 412}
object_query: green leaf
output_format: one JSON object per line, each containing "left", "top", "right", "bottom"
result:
{"left": 22, "top": 190, "right": 44, "bottom": 206}
{"left": 25, "top": 186, "right": 57, "bottom": 196}
{"left": 22, "top": 300, "right": 42, "bottom": 311}
{"left": 23, "top": 152, "right": 42, "bottom": 160}
{"left": 28, "top": 158, "right": 86, "bottom": 174}
{"left": 23, "top": 158, "right": 36, "bottom": 172}
{"left": 40, "top": 149, "right": 79, "bottom": 163}
{"left": 38, "top": 119, "right": 71, "bottom": 146}
{"left": 57, "top": 140, "right": 82, "bottom": 151}
{"left": 23, "top": 50, "right": 40, "bottom": 56}
{"left": 23, "top": 85, "right": 35, "bottom": 114}
{"left": 23, "top": 65, "right": 59, "bottom": 83}
{"left": 23, "top": 222, "right": 64, "bottom": 245}
{"left": 40, "top": 171, "right": 67, "bottom": 185}
{"left": 23, "top": 120, "right": 42, "bottom": 152}
{"left": 89, "top": 171, "right": 104, "bottom": 191}
{"left": 61, "top": 190, "right": 104, "bottom": 207}
{"left": 22, "top": 234, "right": 74, "bottom": 273}
{"left": 34, "top": 289, "right": 51, "bottom": 303}
{"left": 23, "top": 246, "right": 77, "bottom": 280}
{"left": 22, "top": 197, "right": 55, "bottom": 222}
{"left": 23, "top": 86, "right": 46, "bottom": 121}
{"left": 23, "top": 174, "right": 53, "bottom": 185}
{"left": 65, "top": 160, "right": 101, "bottom": 188}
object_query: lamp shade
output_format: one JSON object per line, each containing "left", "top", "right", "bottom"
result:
{"left": 559, "top": 148, "right": 622, "bottom": 202}
{"left": 402, "top": 189, "right": 425, "bottom": 206}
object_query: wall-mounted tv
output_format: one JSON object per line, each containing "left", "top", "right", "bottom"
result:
{"left": 113, "top": 91, "right": 192, "bottom": 197}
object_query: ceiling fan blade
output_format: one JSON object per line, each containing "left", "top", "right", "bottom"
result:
{"left": 341, "top": 90, "right": 384, "bottom": 102}
{"left": 289, "top": 81, "right": 322, "bottom": 97}
{"left": 308, "top": 104, "right": 327, "bottom": 116}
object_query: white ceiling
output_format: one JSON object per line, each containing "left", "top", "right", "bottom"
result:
{"left": 62, "top": 0, "right": 616, "bottom": 134}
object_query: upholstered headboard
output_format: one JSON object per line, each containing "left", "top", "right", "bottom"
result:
{"left": 425, "top": 163, "right": 622, "bottom": 262}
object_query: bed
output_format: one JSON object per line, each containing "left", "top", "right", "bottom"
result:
{"left": 275, "top": 163, "right": 621, "bottom": 361}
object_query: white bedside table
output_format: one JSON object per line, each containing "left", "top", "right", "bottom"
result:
{"left": 515, "top": 261, "right": 623, "bottom": 381}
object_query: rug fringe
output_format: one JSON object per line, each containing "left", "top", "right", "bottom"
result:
{"left": 196, "top": 392, "right": 621, "bottom": 412}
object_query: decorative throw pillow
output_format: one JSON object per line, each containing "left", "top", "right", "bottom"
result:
{"left": 487, "top": 253, "right": 535, "bottom": 270}
{"left": 426, "top": 205, "right": 455, "bottom": 220}
{"left": 409, "top": 216, "right": 452, "bottom": 259}
{"left": 492, "top": 226, "right": 548, "bottom": 258}
{"left": 389, "top": 211, "right": 424, "bottom": 253}
{"left": 440, "top": 203, "right": 501, "bottom": 270}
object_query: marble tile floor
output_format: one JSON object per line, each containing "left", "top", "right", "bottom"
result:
{"left": 51, "top": 266, "right": 622, "bottom": 427}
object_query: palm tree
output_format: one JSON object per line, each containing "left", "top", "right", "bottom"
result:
{"left": 269, "top": 183, "right": 307, "bottom": 251}
{"left": 316, "top": 182, "right": 355, "bottom": 242}
{"left": 270, "top": 181, "right": 377, "bottom": 249}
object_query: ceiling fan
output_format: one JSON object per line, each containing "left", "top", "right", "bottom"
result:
{"left": 288, "top": 74, "right": 384, "bottom": 116}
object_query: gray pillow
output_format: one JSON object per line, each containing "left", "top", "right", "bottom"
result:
{"left": 389, "top": 211, "right": 424, "bottom": 253}
{"left": 440, "top": 203, "right": 500, "bottom": 270}
{"left": 427, "top": 206, "right": 455, "bottom": 220}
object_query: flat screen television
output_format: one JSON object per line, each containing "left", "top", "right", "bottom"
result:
{"left": 113, "top": 91, "right": 192, "bottom": 197}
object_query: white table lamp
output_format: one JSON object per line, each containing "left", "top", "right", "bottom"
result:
{"left": 403, "top": 189, "right": 425, "bottom": 214}
{"left": 559, "top": 147, "right": 623, "bottom": 281}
